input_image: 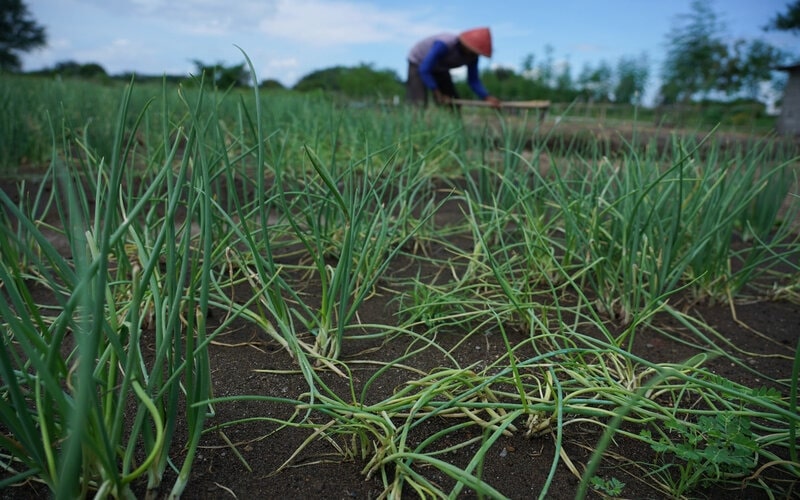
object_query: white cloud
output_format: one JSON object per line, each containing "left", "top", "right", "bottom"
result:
{"left": 179, "top": 18, "right": 233, "bottom": 36}
{"left": 22, "top": 36, "right": 73, "bottom": 70}
{"left": 257, "top": 0, "right": 440, "bottom": 46}
{"left": 83, "top": 0, "right": 278, "bottom": 33}
{"left": 23, "top": 0, "right": 449, "bottom": 82}
{"left": 570, "top": 43, "right": 607, "bottom": 54}
{"left": 47, "top": 37, "right": 73, "bottom": 50}
{"left": 268, "top": 58, "right": 299, "bottom": 69}
{"left": 128, "top": 0, "right": 162, "bottom": 13}
{"left": 254, "top": 57, "right": 300, "bottom": 84}
{"left": 73, "top": 38, "right": 158, "bottom": 74}
{"left": 74, "top": 0, "right": 442, "bottom": 45}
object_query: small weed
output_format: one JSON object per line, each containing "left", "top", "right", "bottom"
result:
{"left": 643, "top": 412, "right": 759, "bottom": 495}
{"left": 589, "top": 475, "right": 626, "bottom": 496}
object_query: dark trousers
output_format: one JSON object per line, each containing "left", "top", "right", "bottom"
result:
{"left": 406, "top": 62, "right": 460, "bottom": 107}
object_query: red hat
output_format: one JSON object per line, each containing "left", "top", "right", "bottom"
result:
{"left": 459, "top": 27, "right": 492, "bottom": 57}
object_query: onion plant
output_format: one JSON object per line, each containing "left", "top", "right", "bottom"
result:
{"left": 517, "top": 133, "right": 800, "bottom": 323}
{"left": 0, "top": 78, "right": 245, "bottom": 498}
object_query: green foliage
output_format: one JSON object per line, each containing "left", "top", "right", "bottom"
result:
{"left": 191, "top": 60, "right": 251, "bottom": 89}
{"left": 0, "top": 80, "right": 223, "bottom": 497}
{"left": 765, "top": 0, "right": 800, "bottom": 33}
{"left": 459, "top": 66, "right": 581, "bottom": 102}
{"left": 660, "top": 0, "right": 729, "bottom": 103}
{"left": 0, "top": 74, "right": 138, "bottom": 167}
{"left": 0, "top": 69, "right": 798, "bottom": 498}
{"left": 27, "top": 60, "right": 111, "bottom": 81}
{"left": 0, "top": 72, "right": 788, "bottom": 174}
{"left": 644, "top": 413, "right": 759, "bottom": 495}
{"left": 480, "top": 48, "right": 649, "bottom": 104}
{"left": 614, "top": 53, "right": 649, "bottom": 104}
{"left": 259, "top": 78, "right": 286, "bottom": 90}
{"left": 0, "top": 0, "right": 46, "bottom": 71}
{"left": 730, "top": 39, "right": 789, "bottom": 99}
{"left": 293, "top": 63, "right": 403, "bottom": 99}
{"left": 589, "top": 476, "right": 626, "bottom": 496}
{"left": 577, "top": 61, "right": 614, "bottom": 102}
{"left": 469, "top": 67, "right": 561, "bottom": 101}
{"left": 660, "top": 0, "right": 788, "bottom": 104}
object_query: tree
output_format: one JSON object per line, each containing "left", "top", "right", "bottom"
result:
{"left": 577, "top": 61, "right": 613, "bottom": 102}
{"left": 660, "top": 1, "right": 788, "bottom": 105}
{"left": 478, "top": 66, "right": 550, "bottom": 100}
{"left": 293, "top": 64, "right": 403, "bottom": 98}
{"left": 536, "top": 45, "right": 556, "bottom": 87}
{"left": 521, "top": 54, "right": 535, "bottom": 75}
{"left": 554, "top": 59, "right": 574, "bottom": 95}
{"left": 659, "top": 0, "right": 728, "bottom": 103}
{"left": 614, "top": 54, "right": 649, "bottom": 104}
{"left": 764, "top": 1, "right": 800, "bottom": 34}
{"left": 0, "top": 0, "right": 47, "bottom": 71}
{"left": 259, "top": 79, "right": 286, "bottom": 90}
{"left": 191, "top": 60, "right": 251, "bottom": 89}
{"left": 52, "top": 60, "right": 108, "bottom": 79}
{"left": 738, "top": 40, "right": 787, "bottom": 99}
{"left": 717, "top": 39, "right": 788, "bottom": 100}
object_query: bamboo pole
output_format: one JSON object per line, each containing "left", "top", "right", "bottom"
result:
{"left": 450, "top": 99, "right": 551, "bottom": 109}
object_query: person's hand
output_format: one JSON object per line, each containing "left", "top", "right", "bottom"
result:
{"left": 434, "top": 89, "right": 452, "bottom": 105}
{"left": 485, "top": 95, "right": 502, "bottom": 109}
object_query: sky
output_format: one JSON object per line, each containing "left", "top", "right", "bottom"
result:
{"left": 21, "top": 0, "right": 800, "bottom": 104}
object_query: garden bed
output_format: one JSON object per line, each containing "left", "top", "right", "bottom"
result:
{"left": 1, "top": 87, "right": 799, "bottom": 499}
{"left": 2, "top": 164, "right": 798, "bottom": 499}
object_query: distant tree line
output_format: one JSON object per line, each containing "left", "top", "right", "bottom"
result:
{"left": 658, "top": 0, "right": 791, "bottom": 104}
{"left": 293, "top": 63, "right": 404, "bottom": 98}
{"left": 25, "top": 60, "right": 254, "bottom": 89}
{"left": 457, "top": 47, "right": 650, "bottom": 105}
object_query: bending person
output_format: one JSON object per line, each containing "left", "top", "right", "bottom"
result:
{"left": 406, "top": 27, "right": 501, "bottom": 108}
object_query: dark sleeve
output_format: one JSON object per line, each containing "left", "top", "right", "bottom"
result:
{"left": 466, "top": 60, "right": 489, "bottom": 99}
{"left": 418, "top": 40, "right": 449, "bottom": 90}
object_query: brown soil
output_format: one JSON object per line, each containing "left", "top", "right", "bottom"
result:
{"left": 1, "top": 126, "right": 799, "bottom": 499}
{"left": 149, "top": 300, "right": 799, "bottom": 500}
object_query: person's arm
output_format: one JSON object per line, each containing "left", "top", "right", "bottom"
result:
{"left": 467, "top": 61, "right": 501, "bottom": 107}
{"left": 418, "top": 41, "right": 449, "bottom": 90}
{"left": 466, "top": 61, "right": 489, "bottom": 99}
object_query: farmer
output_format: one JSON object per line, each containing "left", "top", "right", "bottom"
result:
{"left": 406, "top": 27, "right": 501, "bottom": 108}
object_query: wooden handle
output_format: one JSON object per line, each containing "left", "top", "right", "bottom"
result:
{"left": 450, "top": 99, "right": 551, "bottom": 109}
